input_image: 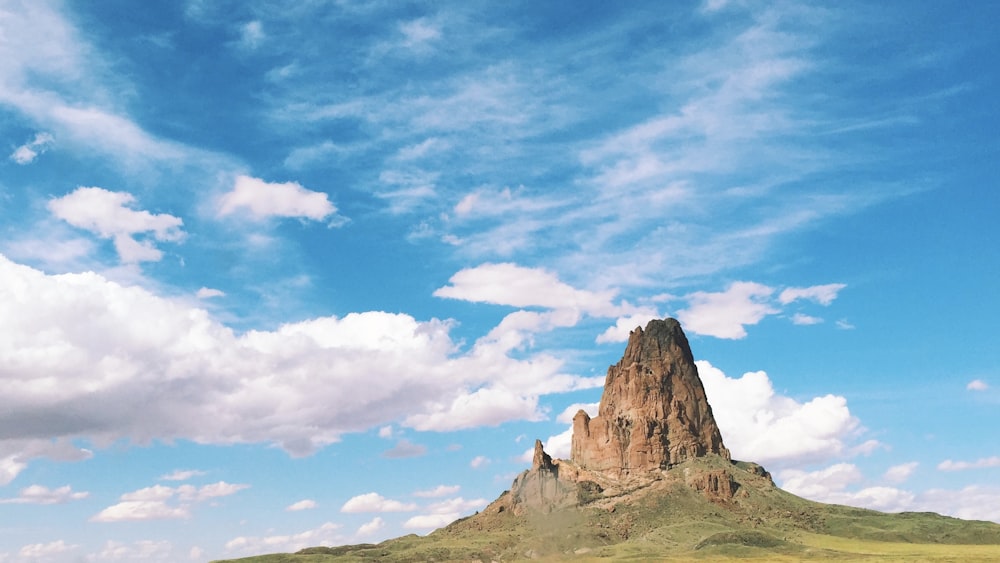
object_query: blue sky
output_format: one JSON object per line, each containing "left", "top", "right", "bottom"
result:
{"left": 1, "top": 0, "right": 998, "bottom": 560}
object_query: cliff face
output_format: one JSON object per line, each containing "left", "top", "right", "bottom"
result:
{"left": 570, "top": 318, "right": 730, "bottom": 477}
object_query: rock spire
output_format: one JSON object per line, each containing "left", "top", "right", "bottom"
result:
{"left": 571, "top": 318, "right": 729, "bottom": 476}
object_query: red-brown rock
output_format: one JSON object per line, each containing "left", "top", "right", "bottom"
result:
{"left": 571, "top": 318, "right": 730, "bottom": 477}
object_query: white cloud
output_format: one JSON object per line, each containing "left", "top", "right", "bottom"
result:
{"left": 224, "top": 523, "right": 342, "bottom": 557}
{"left": 286, "top": 499, "right": 317, "bottom": 511}
{"left": 780, "top": 463, "right": 863, "bottom": 499}
{"left": 967, "top": 379, "right": 989, "bottom": 391}
{"left": 677, "top": 282, "right": 777, "bottom": 339}
{"left": 217, "top": 175, "right": 337, "bottom": 221}
{"left": 434, "top": 262, "right": 619, "bottom": 315}
{"left": 595, "top": 311, "right": 660, "bottom": 343}
{"left": 382, "top": 439, "right": 428, "bottom": 459}
{"left": 883, "top": 462, "right": 918, "bottom": 484}
{"left": 555, "top": 402, "right": 599, "bottom": 424}
{"left": 356, "top": 516, "right": 385, "bottom": 537}
{"left": 402, "top": 513, "right": 455, "bottom": 531}
{"left": 91, "top": 481, "right": 247, "bottom": 522}
{"left": 377, "top": 425, "right": 394, "bottom": 439}
{"left": 340, "top": 492, "right": 417, "bottom": 513}
{"left": 86, "top": 540, "right": 174, "bottom": 562}
{"left": 91, "top": 500, "right": 189, "bottom": 522}
{"left": 0, "top": 484, "right": 88, "bottom": 505}
{"left": 676, "top": 281, "right": 847, "bottom": 338}
{"left": 404, "top": 386, "right": 545, "bottom": 432}
{"left": 402, "top": 497, "right": 487, "bottom": 531}
{"left": 0, "top": 254, "right": 591, "bottom": 470}
{"left": 520, "top": 426, "right": 575, "bottom": 463}
{"left": 159, "top": 469, "right": 206, "bottom": 482}
{"left": 196, "top": 287, "right": 225, "bottom": 299}
{"left": 0, "top": 455, "right": 28, "bottom": 487}
{"left": 413, "top": 485, "right": 461, "bottom": 498}
{"left": 790, "top": 312, "right": 822, "bottom": 325}
{"left": 778, "top": 463, "right": 1000, "bottom": 523}
{"left": 48, "top": 187, "right": 184, "bottom": 263}
{"left": 469, "top": 455, "right": 490, "bottom": 469}
{"left": 778, "top": 283, "right": 847, "bottom": 305}
{"left": 19, "top": 540, "right": 77, "bottom": 559}
{"left": 937, "top": 456, "right": 1000, "bottom": 472}
{"left": 10, "top": 132, "right": 54, "bottom": 164}
{"left": 697, "top": 360, "right": 862, "bottom": 467}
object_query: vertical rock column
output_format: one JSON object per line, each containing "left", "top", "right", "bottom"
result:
{"left": 571, "top": 318, "right": 730, "bottom": 477}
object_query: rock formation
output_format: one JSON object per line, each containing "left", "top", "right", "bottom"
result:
{"left": 501, "top": 318, "right": 735, "bottom": 514}
{"left": 571, "top": 318, "right": 729, "bottom": 476}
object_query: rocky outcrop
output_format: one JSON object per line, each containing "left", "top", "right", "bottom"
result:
{"left": 571, "top": 318, "right": 729, "bottom": 476}
{"left": 506, "top": 440, "right": 577, "bottom": 514}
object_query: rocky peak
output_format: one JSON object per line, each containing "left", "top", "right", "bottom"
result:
{"left": 571, "top": 318, "right": 729, "bottom": 477}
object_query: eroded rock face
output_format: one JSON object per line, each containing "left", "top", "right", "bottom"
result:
{"left": 507, "top": 440, "right": 577, "bottom": 514}
{"left": 571, "top": 319, "right": 730, "bottom": 476}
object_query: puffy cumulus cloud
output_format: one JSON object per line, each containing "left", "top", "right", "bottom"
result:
{"left": 937, "top": 456, "right": 1000, "bottom": 471}
{"left": 19, "top": 539, "right": 77, "bottom": 559}
{"left": 779, "top": 463, "right": 916, "bottom": 513}
{"left": 90, "top": 481, "right": 248, "bottom": 522}
{"left": 433, "top": 263, "right": 621, "bottom": 315}
{"left": 340, "top": 492, "right": 417, "bottom": 513}
{"left": 9, "top": 132, "right": 54, "bottom": 164}
{"left": 0, "top": 255, "right": 593, "bottom": 471}
{"left": 595, "top": 310, "right": 660, "bottom": 343}
{"left": 0, "top": 484, "right": 88, "bottom": 504}
{"left": 675, "top": 281, "right": 848, "bottom": 339}
{"left": 413, "top": 485, "right": 460, "bottom": 498}
{"left": 697, "top": 360, "right": 862, "bottom": 467}
{"left": 402, "top": 497, "right": 487, "bottom": 531}
{"left": 217, "top": 175, "right": 338, "bottom": 221}
{"left": 286, "top": 499, "right": 317, "bottom": 511}
{"left": 224, "top": 523, "right": 342, "bottom": 557}
{"left": 967, "top": 379, "right": 989, "bottom": 391}
{"left": 48, "top": 187, "right": 184, "bottom": 263}
{"left": 917, "top": 486, "right": 1000, "bottom": 523}
{"left": 85, "top": 539, "right": 173, "bottom": 562}
{"left": 356, "top": 516, "right": 385, "bottom": 537}
{"left": 677, "top": 282, "right": 776, "bottom": 339}
{"left": 469, "top": 455, "right": 490, "bottom": 469}
{"left": 778, "top": 463, "right": 1000, "bottom": 523}
{"left": 883, "top": 462, "right": 919, "bottom": 484}
{"left": 780, "top": 463, "right": 862, "bottom": 498}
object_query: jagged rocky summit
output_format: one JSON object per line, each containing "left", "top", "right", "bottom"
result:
{"left": 572, "top": 318, "right": 730, "bottom": 474}
{"left": 499, "top": 318, "right": 750, "bottom": 515}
